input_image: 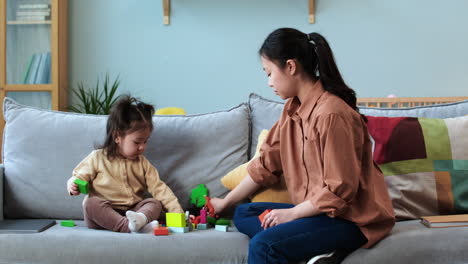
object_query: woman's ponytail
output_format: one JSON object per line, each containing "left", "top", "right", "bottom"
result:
{"left": 307, "top": 33, "right": 358, "bottom": 113}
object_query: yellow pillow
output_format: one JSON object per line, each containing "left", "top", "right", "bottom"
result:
{"left": 155, "top": 107, "right": 186, "bottom": 115}
{"left": 221, "top": 129, "right": 291, "bottom": 203}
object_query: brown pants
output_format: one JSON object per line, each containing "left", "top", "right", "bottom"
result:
{"left": 83, "top": 196, "right": 162, "bottom": 233}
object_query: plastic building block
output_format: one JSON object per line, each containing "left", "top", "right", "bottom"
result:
{"left": 197, "top": 223, "right": 208, "bottom": 230}
{"left": 200, "top": 209, "right": 207, "bottom": 224}
{"left": 207, "top": 216, "right": 217, "bottom": 225}
{"left": 168, "top": 226, "right": 189, "bottom": 233}
{"left": 215, "top": 225, "right": 228, "bottom": 232}
{"left": 258, "top": 209, "right": 272, "bottom": 223}
{"left": 166, "top": 213, "right": 186, "bottom": 227}
{"left": 215, "top": 218, "right": 231, "bottom": 226}
{"left": 190, "top": 184, "right": 209, "bottom": 208}
{"left": 60, "top": 220, "right": 75, "bottom": 227}
{"left": 154, "top": 226, "right": 169, "bottom": 236}
{"left": 74, "top": 178, "right": 89, "bottom": 194}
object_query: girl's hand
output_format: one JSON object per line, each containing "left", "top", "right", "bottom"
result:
{"left": 261, "top": 208, "right": 298, "bottom": 229}
{"left": 209, "top": 197, "right": 228, "bottom": 215}
{"left": 67, "top": 177, "right": 80, "bottom": 196}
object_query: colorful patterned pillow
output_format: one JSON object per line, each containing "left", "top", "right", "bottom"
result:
{"left": 367, "top": 115, "right": 468, "bottom": 220}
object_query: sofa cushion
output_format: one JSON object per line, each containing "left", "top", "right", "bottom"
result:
{"left": 367, "top": 115, "right": 468, "bottom": 220}
{"left": 0, "top": 220, "right": 249, "bottom": 264}
{"left": 343, "top": 220, "right": 468, "bottom": 264}
{"left": 221, "top": 129, "right": 291, "bottom": 204}
{"left": 2, "top": 98, "right": 249, "bottom": 219}
{"left": 248, "top": 94, "right": 284, "bottom": 159}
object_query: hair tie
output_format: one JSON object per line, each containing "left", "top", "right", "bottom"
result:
{"left": 307, "top": 33, "right": 316, "bottom": 46}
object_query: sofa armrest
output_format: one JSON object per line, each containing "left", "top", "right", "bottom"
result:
{"left": 0, "top": 164, "right": 3, "bottom": 220}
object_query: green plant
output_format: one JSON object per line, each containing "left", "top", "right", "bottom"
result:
{"left": 68, "top": 74, "right": 121, "bottom": 115}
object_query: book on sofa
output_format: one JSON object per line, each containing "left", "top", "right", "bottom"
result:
{"left": 421, "top": 214, "right": 468, "bottom": 228}
{"left": 0, "top": 219, "right": 56, "bottom": 234}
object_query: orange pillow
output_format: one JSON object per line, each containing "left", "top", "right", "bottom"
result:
{"left": 221, "top": 130, "right": 291, "bottom": 203}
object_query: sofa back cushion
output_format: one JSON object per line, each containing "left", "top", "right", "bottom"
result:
{"left": 367, "top": 115, "right": 468, "bottom": 220}
{"left": 2, "top": 98, "right": 249, "bottom": 219}
{"left": 248, "top": 94, "right": 284, "bottom": 159}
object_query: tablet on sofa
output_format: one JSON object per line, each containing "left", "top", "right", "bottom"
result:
{"left": 0, "top": 219, "right": 56, "bottom": 234}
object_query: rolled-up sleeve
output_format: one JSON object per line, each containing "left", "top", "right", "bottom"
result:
{"left": 310, "top": 114, "right": 362, "bottom": 217}
{"left": 72, "top": 151, "right": 98, "bottom": 183}
{"left": 247, "top": 120, "right": 283, "bottom": 186}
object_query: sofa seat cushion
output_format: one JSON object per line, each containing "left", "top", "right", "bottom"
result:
{"left": 0, "top": 220, "right": 249, "bottom": 264}
{"left": 344, "top": 220, "right": 468, "bottom": 264}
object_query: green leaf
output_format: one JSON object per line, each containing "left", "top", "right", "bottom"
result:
{"left": 68, "top": 73, "right": 121, "bottom": 115}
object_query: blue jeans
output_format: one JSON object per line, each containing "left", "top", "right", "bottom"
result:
{"left": 233, "top": 202, "right": 368, "bottom": 264}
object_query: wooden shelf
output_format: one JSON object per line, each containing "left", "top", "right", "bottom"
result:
{"left": 163, "top": 0, "right": 170, "bottom": 25}
{"left": 309, "top": 0, "right": 315, "bottom": 23}
{"left": 161, "top": 0, "right": 315, "bottom": 25}
{"left": 7, "top": 20, "right": 52, "bottom": 25}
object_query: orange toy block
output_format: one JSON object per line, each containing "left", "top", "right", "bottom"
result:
{"left": 154, "top": 226, "right": 169, "bottom": 236}
{"left": 258, "top": 209, "right": 272, "bottom": 223}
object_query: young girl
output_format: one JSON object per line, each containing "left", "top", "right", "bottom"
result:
{"left": 210, "top": 28, "right": 395, "bottom": 264}
{"left": 66, "top": 95, "right": 183, "bottom": 233}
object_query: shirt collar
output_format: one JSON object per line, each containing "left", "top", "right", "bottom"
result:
{"left": 287, "top": 80, "right": 325, "bottom": 120}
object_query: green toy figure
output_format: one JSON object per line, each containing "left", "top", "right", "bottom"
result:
{"left": 190, "top": 184, "right": 208, "bottom": 208}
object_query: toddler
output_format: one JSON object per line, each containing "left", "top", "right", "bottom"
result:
{"left": 66, "top": 95, "right": 183, "bottom": 233}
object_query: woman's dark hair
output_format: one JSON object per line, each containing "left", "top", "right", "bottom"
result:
{"left": 99, "top": 94, "right": 155, "bottom": 159}
{"left": 259, "top": 28, "right": 365, "bottom": 120}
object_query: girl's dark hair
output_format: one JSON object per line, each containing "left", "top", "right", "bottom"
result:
{"left": 99, "top": 94, "right": 155, "bottom": 159}
{"left": 259, "top": 28, "right": 365, "bottom": 120}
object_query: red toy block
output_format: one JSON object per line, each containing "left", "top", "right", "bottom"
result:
{"left": 258, "top": 209, "right": 272, "bottom": 223}
{"left": 154, "top": 226, "right": 169, "bottom": 236}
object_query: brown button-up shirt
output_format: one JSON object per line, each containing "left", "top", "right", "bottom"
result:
{"left": 247, "top": 81, "right": 395, "bottom": 248}
{"left": 73, "top": 149, "right": 183, "bottom": 213}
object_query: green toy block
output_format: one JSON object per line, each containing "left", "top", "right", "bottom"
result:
{"left": 60, "top": 220, "right": 76, "bottom": 227}
{"left": 190, "top": 184, "right": 209, "bottom": 208}
{"left": 74, "top": 178, "right": 89, "bottom": 194}
{"left": 207, "top": 216, "right": 216, "bottom": 225}
{"left": 215, "top": 218, "right": 231, "bottom": 226}
{"left": 166, "top": 213, "right": 186, "bottom": 227}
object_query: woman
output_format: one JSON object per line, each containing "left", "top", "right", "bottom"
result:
{"left": 210, "top": 28, "right": 395, "bottom": 264}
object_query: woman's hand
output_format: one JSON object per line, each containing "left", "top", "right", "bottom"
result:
{"left": 208, "top": 174, "right": 262, "bottom": 215}
{"left": 261, "top": 208, "right": 298, "bottom": 229}
{"left": 261, "top": 201, "right": 321, "bottom": 229}
{"left": 209, "top": 197, "right": 228, "bottom": 215}
{"left": 67, "top": 177, "right": 80, "bottom": 196}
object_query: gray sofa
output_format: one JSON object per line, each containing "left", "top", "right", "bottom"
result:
{"left": 1, "top": 94, "right": 468, "bottom": 264}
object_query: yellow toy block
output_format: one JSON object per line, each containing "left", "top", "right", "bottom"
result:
{"left": 166, "top": 213, "right": 186, "bottom": 227}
